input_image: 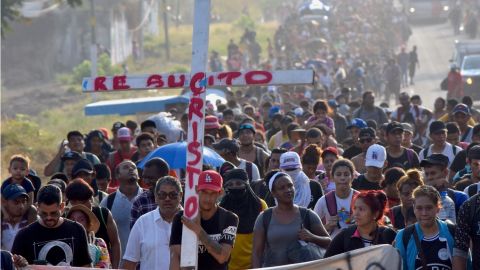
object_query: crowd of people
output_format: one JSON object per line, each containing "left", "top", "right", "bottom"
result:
{"left": 2, "top": 1, "right": 480, "bottom": 270}
{"left": 2, "top": 87, "right": 480, "bottom": 269}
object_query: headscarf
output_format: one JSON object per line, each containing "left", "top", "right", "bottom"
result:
{"left": 220, "top": 169, "right": 262, "bottom": 234}
{"left": 284, "top": 168, "right": 311, "bottom": 208}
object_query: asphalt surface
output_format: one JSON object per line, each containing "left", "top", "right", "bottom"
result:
{"left": 399, "top": 20, "right": 478, "bottom": 109}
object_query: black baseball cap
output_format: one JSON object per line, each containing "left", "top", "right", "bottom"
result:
{"left": 61, "top": 151, "right": 82, "bottom": 162}
{"left": 420, "top": 154, "right": 449, "bottom": 168}
{"left": 112, "top": 121, "right": 126, "bottom": 131}
{"left": 467, "top": 145, "right": 480, "bottom": 160}
{"left": 72, "top": 159, "right": 94, "bottom": 177}
{"left": 224, "top": 168, "right": 249, "bottom": 185}
{"left": 359, "top": 127, "right": 376, "bottom": 138}
{"left": 386, "top": 121, "right": 404, "bottom": 134}
{"left": 429, "top": 121, "right": 447, "bottom": 134}
{"left": 401, "top": 123, "right": 414, "bottom": 134}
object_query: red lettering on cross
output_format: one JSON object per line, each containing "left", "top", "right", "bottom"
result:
{"left": 167, "top": 74, "right": 186, "bottom": 88}
{"left": 190, "top": 72, "right": 206, "bottom": 95}
{"left": 186, "top": 165, "right": 201, "bottom": 189}
{"left": 94, "top": 77, "right": 107, "bottom": 91}
{"left": 113, "top": 75, "right": 130, "bottom": 90}
{"left": 208, "top": 75, "right": 214, "bottom": 86}
{"left": 184, "top": 197, "right": 198, "bottom": 218}
{"left": 218, "top": 71, "right": 242, "bottom": 85}
{"left": 146, "top": 75, "right": 164, "bottom": 88}
{"left": 187, "top": 122, "right": 202, "bottom": 165}
{"left": 245, "top": 70, "right": 273, "bottom": 84}
{"left": 188, "top": 97, "right": 204, "bottom": 120}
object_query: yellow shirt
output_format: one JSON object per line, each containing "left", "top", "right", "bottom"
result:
{"left": 268, "top": 131, "right": 288, "bottom": 150}
{"left": 438, "top": 113, "right": 476, "bottom": 126}
{"left": 228, "top": 200, "right": 268, "bottom": 270}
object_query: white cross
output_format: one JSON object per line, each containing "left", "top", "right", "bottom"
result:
{"left": 82, "top": 0, "right": 314, "bottom": 268}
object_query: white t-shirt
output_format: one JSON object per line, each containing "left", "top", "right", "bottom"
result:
{"left": 239, "top": 159, "right": 261, "bottom": 181}
{"left": 123, "top": 207, "right": 172, "bottom": 270}
{"left": 313, "top": 189, "right": 355, "bottom": 237}
{"left": 418, "top": 143, "right": 462, "bottom": 166}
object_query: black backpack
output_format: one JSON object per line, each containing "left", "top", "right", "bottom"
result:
{"left": 106, "top": 192, "right": 117, "bottom": 211}
{"left": 466, "top": 184, "right": 479, "bottom": 198}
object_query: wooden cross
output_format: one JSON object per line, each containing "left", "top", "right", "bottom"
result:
{"left": 82, "top": 0, "right": 314, "bottom": 268}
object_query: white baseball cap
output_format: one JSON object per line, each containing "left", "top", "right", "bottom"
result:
{"left": 280, "top": 151, "right": 302, "bottom": 170}
{"left": 365, "top": 144, "right": 386, "bottom": 168}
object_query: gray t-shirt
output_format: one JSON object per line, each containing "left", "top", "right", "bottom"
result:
{"left": 353, "top": 106, "right": 388, "bottom": 126}
{"left": 253, "top": 208, "right": 321, "bottom": 267}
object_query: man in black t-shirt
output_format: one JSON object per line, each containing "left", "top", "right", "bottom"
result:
{"left": 11, "top": 185, "right": 91, "bottom": 267}
{"left": 385, "top": 121, "right": 420, "bottom": 170}
{"left": 343, "top": 118, "right": 368, "bottom": 159}
{"left": 453, "top": 194, "right": 480, "bottom": 270}
{"left": 170, "top": 170, "right": 239, "bottom": 270}
{"left": 352, "top": 144, "right": 386, "bottom": 191}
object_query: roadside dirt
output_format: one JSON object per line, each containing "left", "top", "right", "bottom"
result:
{"left": 1, "top": 82, "right": 82, "bottom": 118}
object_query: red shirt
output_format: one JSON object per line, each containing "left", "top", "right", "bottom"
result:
{"left": 447, "top": 71, "right": 464, "bottom": 98}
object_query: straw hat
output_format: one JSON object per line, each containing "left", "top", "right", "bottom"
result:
{"left": 67, "top": 204, "right": 100, "bottom": 233}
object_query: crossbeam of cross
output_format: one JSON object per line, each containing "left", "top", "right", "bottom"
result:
{"left": 82, "top": 0, "right": 314, "bottom": 268}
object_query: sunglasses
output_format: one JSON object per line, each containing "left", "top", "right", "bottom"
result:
{"left": 38, "top": 210, "right": 61, "bottom": 219}
{"left": 359, "top": 138, "right": 373, "bottom": 144}
{"left": 156, "top": 191, "right": 179, "bottom": 200}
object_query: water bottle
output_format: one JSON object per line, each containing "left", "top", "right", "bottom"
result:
{"left": 438, "top": 191, "right": 456, "bottom": 224}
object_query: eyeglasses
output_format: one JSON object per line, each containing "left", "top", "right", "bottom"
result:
{"left": 157, "top": 191, "right": 179, "bottom": 200}
{"left": 359, "top": 138, "right": 373, "bottom": 144}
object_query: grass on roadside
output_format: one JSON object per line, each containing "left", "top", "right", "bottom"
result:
{"left": 1, "top": 21, "right": 278, "bottom": 179}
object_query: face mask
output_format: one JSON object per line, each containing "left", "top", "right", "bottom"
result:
{"left": 227, "top": 188, "right": 246, "bottom": 199}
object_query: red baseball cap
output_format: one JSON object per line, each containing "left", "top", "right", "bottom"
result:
{"left": 198, "top": 170, "right": 223, "bottom": 192}
{"left": 321, "top": 146, "right": 339, "bottom": 158}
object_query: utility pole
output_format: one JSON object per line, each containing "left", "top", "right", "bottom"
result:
{"left": 89, "top": 0, "right": 97, "bottom": 77}
{"left": 139, "top": 0, "right": 144, "bottom": 61}
{"left": 162, "top": 0, "right": 171, "bottom": 60}
{"left": 175, "top": 0, "right": 180, "bottom": 28}
{"left": 89, "top": 0, "right": 97, "bottom": 101}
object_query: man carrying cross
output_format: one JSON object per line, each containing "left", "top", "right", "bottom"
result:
{"left": 169, "top": 170, "right": 239, "bottom": 270}
{"left": 81, "top": 0, "right": 313, "bottom": 267}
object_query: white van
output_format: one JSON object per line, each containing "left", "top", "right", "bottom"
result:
{"left": 403, "top": 0, "right": 450, "bottom": 21}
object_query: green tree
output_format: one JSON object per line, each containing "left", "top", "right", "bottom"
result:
{"left": 1, "top": 0, "right": 83, "bottom": 38}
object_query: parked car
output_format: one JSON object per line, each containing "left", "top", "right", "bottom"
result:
{"left": 461, "top": 54, "right": 480, "bottom": 98}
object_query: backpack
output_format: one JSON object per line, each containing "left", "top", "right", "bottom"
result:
{"left": 245, "top": 161, "right": 253, "bottom": 182}
{"left": 402, "top": 222, "right": 456, "bottom": 252}
{"left": 325, "top": 190, "right": 359, "bottom": 217}
{"left": 405, "top": 148, "right": 415, "bottom": 166}
{"left": 422, "top": 144, "right": 458, "bottom": 160}
{"left": 106, "top": 192, "right": 117, "bottom": 211}
{"left": 466, "top": 184, "right": 479, "bottom": 198}
{"left": 461, "top": 127, "right": 472, "bottom": 142}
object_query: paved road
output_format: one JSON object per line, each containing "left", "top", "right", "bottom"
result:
{"left": 400, "top": 21, "right": 456, "bottom": 109}
{"left": 397, "top": 20, "right": 480, "bottom": 109}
